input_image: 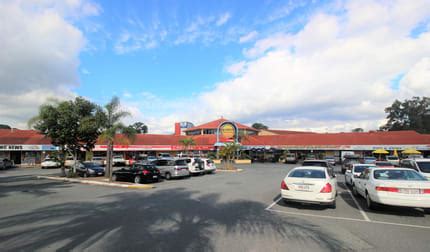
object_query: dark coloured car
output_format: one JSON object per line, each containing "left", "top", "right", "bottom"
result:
{"left": 0, "top": 159, "right": 14, "bottom": 170}
{"left": 112, "top": 164, "right": 161, "bottom": 184}
{"left": 76, "top": 162, "right": 105, "bottom": 177}
{"left": 341, "top": 156, "right": 361, "bottom": 174}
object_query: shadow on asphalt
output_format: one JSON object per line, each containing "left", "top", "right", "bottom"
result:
{"left": 0, "top": 175, "right": 72, "bottom": 198}
{"left": 0, "top": 188, "right": 355, "bottom": 251}
{"left": 340, "top": 182, "right": 427, "bottom": 218}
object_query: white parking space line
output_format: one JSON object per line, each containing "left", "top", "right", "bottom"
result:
{"left": 265, "top": 196, "right": 282, "bottom": 210}
{"left": 343, "top": 183, "right": 371, "bottom": 222}
{"left": 266, "top": 208, "right": 430, "bottom": 230}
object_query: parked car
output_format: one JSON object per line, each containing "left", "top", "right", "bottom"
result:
{"left": 345, "top": 164, "right": 376, "bottom": 186}
{"left": 158, "top": 153, "right": 172, "bottom": 159}
{"left": 302, "top": 160, "right": 335, "bottom": 175}
{"left": 375, "top": 161, "right": 395, "bottom": 168}
{"left": 385, "top": 156, "right": 400, "bottom": 166}
{"left": 352, "top": 167, "right": 430, "bottom": 212}
{"left": 400, "top": 159, "right": 430, "bottom": 179}
{"left": 0, "top": 158, "right": 13, "bottom": 169}
{"left": 341, "top": 156, "right": 361, "bottom": 174}
{"left": 112, "top": 155, "right": 126, "bottom": 166}
{"left": 41, "top": 158, "right": 61, "bottom": 169}
{"left": 362, "top": 156, "right": 377, "bottom": 164}
{"left": 285, "top": 153, "right": 298, "bottom": 164}
{"left": 183, "top": 158, "right": 205, "bottom": 175}
{"left": 201, "top": 158, "right": 217, "bottom": 174}
{"left": 324, "top": 156, "right": 336, "bottom": 166}
{"left": 151, "top": 159, "right": 190, "bottom": 180}
{"left": 65, "top": 156, "right": 79, "bottom": 168}
{"left": 91, "top": 156, "right": 106, "bottom": 166}
{"left": 76, "top": 162, "right": 105, "bottom": 177}
{"left": 112, "top": 164, "right": 161, "bottom": 184}
{"left": 281, "top": 166, "right": 337, "bottom": 208}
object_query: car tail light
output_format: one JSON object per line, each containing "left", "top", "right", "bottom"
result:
{"left": 422, "top": 189, "right": 430, "bottom": 194}
{"left": 375, "top": 186, "right": 399, "bottom": 192}
{"left": 320, "top": 183, "right": 332, "bottom": 193}
{"left": 281, "top": 180, "right": 289, "bottom": 190}
{"left": 142, "top": 170, "right": 150, "bottom": 175}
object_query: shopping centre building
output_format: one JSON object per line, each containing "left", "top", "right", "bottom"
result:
{"left": 1, "top": 118, "right": 430, "bottom": 165}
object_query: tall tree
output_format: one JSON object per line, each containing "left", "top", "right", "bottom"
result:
{"left": 380, "top": 96, "right": 430, "bottom": 133}
{"left": 251, "top": 122, "right": 269, "bottom": 130}
{"left": 0, "top": 124, "right": 11, "bottom": 129}
{"left": 99, "top": 97, "right": 136, "bottom": 182}
{"left": 179, "top": 137, "right": 195, "bottom": 155}
{"left": 29, "top": 97, "right": 102, "bottom": 176}
{"left": 352, "top": 128, "right": 364, "bottom": 132}
{"left": 129, "top": 122, "right": 148, "bottom": 133}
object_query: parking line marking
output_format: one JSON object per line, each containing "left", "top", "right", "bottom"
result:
{"left": 265, "top": 196, "right": 282, "bottom": 210}
{"left": 266, "top": 208, "right": 430, "bottom": 230}
{"left": 344, "top": 183, "right": 371, "bottom": 222}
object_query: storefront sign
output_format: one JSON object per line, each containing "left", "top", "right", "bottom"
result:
{"left": 0, "top": 145, "right": 58, "bottom": 151}
{"left": 93, "top": 145, "right": 214, "bottom": 151}
{"left": 216, "top": 121, "right": 239, "bottom": 144}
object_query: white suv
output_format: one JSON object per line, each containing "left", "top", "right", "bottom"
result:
{"left": 400, "top": 158, "right": 430, "bottom": 179}
{"left": 183, "top": 158, "right": 206, "bottom": 175}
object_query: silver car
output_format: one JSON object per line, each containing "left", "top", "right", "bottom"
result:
{"left": 151, "top": 159, "right": 190, "bottom": 180}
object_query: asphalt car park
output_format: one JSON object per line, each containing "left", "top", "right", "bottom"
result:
{"left": 1, "top": 163, "right": 430, "bottom": 251}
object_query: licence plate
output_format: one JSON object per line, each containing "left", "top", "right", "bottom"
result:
{"left": 399, "top": 188, "right": 420, "bottom": 194}
{"left": 98, "top": 172, "right": 103, "bottom": 175}
{"left": 153, "top": 175, "right": 158, "bottom": 179}
{"left": 296, "top": 185, "right": 311, "bottom": 191}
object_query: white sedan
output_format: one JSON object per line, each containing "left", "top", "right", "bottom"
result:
{"left": 345, "top": 164, "right": 376, "bottom": 186}
{"left": 281, "top": 166, "right": 337, "bottom": 208}
{"left": 353, "top": 168, "right": 430, "bottom": 212}
{"left": 41, "top": 159, "right": 61, "bottom": 169}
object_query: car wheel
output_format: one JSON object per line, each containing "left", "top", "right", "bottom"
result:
{"left": 112, "top": 174, "right": 117, "bottom": 181}
{"left": 366, "top": 192, "right": 376, "bottom": 210}
{"left": 352, "top": 184, "right": 358, "bottom": 196}
{"left": 134, "top": 176, "right": 142, "bottom": 184}
{"left": 424, "top": 208, "right": 430, "bottom": 214}
{"left": 165, "top": 172, "right": 172, "bottom": 180}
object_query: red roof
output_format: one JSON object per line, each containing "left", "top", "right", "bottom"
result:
{"left": 242, "top": 130, "right": 430, "bottom": 146}
{"left": 0, "top": 129, "right": 52, "bottom": 145}
{"left": 263, "top": 129, "right": 315, "bottom": 135}
{"left": 184, "top": 118, "right": 258, "bottom": 132}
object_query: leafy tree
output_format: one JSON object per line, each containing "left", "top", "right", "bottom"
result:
{"left": 251, "top": 122, "right": 268, "bottom": 130}
{"left": 129, "top": 122, "right": 148, "bottom": 133}
{"left": 218, "top": 143, "right": 241, "bottom": 170}
{"left": 0, "top": 124, "right": 11, "bottom": 129}
{"left": 29, "top": 97, "right": 103, "bottom": 176}
{"left": 352, "top": 128, "right": 364, "bottom": 132}
{"left": 380, "top": 96, "right": 430, "bottom": 133}
{"left": 99, "top": 97, "right": 136, "bottom": 182}
{"left": 179, "top": 137, "right": 195, "bottom": 155}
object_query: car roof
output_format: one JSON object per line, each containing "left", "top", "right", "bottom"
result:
{"left": 410, "top": 158, "right": 430, "bottom": 162}
{"left": 353, "top": 163, "right": 376, "bottom": 167}
{"left": 372, "top": 167, "right": 416, "bottom": 171}
{"left": 291, "top": 166, "right": 327, "bottom": 171}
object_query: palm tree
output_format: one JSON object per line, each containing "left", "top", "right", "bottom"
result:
{"left": 99, "top": 97, "right": 135, "bottom": 182}
{"left": 179, "top": 137, "right": 195, "bottom": 155}
{"left": 218, "top": 143, "right": 240, "bottom": 170}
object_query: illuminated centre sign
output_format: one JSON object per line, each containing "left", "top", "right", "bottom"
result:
{"left": 216, "top": 121, "right": 239, "bottom": 144}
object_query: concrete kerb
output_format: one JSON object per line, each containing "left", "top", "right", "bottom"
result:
{"left": 37, "top": 175, "right": 154, "bottom": 189}
{"left": 216, "top": 168, "right": 244, "bottom": 173}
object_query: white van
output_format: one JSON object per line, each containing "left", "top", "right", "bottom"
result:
{"left": 184, "top": 158, "right": 206, "bottom": 175}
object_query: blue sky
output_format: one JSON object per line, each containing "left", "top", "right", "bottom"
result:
{"left": 75, "top": 0, "right": 325, "bottom": 102}
{"left": 2, "top": 0, "right": 430, "bottom": 132}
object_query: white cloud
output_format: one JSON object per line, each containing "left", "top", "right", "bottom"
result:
{"left": 0, "top": 1, "right": 98, "bottom": 128}
{"left": 216, "top": 12, "right": 231, "bottom": 26}
{"left": 151, "top": 0, "right": 430, "bottom": 133}
{"left": 239, "top": 31, "right": 258, "bottom": 43}
{"left": 225, "top": 61, "right": 247, "bottom": 76}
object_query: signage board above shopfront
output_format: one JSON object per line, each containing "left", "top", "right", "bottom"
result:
{"left": 0, "top": 145, "right": 58, "bottom": 151}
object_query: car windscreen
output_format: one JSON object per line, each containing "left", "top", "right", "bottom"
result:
{"left": 83, "top": 163, "right": 98, "bottom": 168}
{"left": 289, "top": 169, "right": 326, "bottom": 179}
{"left": 376, "top": 162, "right": 392, "bottom": 166}
{"left": 303, "top": 161, "right": 328, "bottom": 167}
{"left": 354, "top": 166, "right": 372, "bottom": 173}
{"left": 386, "top": 156, "right": 398, "bottom": 160}
{"left": 175, "top": 160, "right": 187, "bottom": 166}
{"left": 417, "top": 162, "right": 430, "bottom": 173}
{"left": 373, "top": 169, "right": 427, "bottom": 181}
{"left": 142, "top": 165, "right": 157, "bottom": 170}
